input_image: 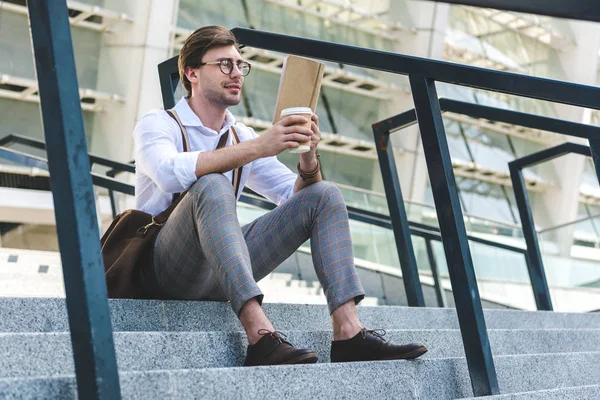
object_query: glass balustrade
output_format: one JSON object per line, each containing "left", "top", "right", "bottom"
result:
{"left": 537, "top": 215, "right": 600, "bottom": 311}
{"left": 237, "top": 198, "right": 535, "bottom": 309}
{"left": 334, "top": 183, "right": 524, "bottom": 242}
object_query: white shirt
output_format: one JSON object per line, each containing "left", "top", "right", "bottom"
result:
{"left": 133, "top": 96, "right": 297, "bottom": 216}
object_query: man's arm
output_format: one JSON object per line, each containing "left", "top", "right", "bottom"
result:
{"left": 294, "top": 113, "right": 323, "bottom": 193}
{"left": 194, "top": 115, "right": 313, "bottom": 178}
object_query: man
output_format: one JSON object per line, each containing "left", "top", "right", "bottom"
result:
{"left": 133, "top": 25, "right": 427, "bottom": 366}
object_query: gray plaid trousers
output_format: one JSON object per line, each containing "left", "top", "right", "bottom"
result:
{"left": 152, "top": 173, "right": 365, "bottom": 315}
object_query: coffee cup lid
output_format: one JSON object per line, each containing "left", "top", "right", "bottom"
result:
{"left": 281, "top": 107, "right": 312, "bottom": 117}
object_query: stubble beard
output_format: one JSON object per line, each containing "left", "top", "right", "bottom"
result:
{"left": 203, "top": 84, "right": 241, "bottom": 109}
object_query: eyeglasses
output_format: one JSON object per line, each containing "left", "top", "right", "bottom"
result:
{"left": 199, "top": 58, "right": 252, "bottom": 77}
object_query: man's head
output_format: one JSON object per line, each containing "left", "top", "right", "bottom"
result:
{"left": 178, "top": 26, "right": 250, "bottom": 108}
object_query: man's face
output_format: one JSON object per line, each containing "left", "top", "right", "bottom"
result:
{"left": 192, "top": 45, "right": 245, "bottom": 108}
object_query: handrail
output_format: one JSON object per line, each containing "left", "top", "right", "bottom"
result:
{"left": 217, "top": 27, "right": 600, "bottom": 397}
{"left": 160, "top": 26, "right": 600, "bottom": 398}
{"left": 26, "top": 1, "right": 120, "bottom": 398}
{"left": 0, "top": 134, "right": 136, "bottom": 174}
{"left": 509, "top": 142, "right": 593, "bottom": 311}
{"left": 230, "top": 29, "right": 600, "bottom": 110}
{"left": 420, "top": 0, "right": 600, "bottom": 23}
{"left": 23, "top": 0, "right": 600, "bottom": 398}
{"left": 538, "top": 212, "right": 600, "bottom": 235}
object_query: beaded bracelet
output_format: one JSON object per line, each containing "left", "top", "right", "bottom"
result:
{"left": 297, "top": 154, "right": 321, "bottom": 181}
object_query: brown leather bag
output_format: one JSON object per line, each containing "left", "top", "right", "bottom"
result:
{"left": 101, "top": 109, "right": 243, "bottom": 298}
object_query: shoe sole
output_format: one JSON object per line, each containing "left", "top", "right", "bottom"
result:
{"left": 383, "top": 346, "right": 428, "bottom": 360}
{"left": 282, "top": 352, "right": 319, "bottom": 365}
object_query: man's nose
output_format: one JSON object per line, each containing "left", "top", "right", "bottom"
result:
{"left": 230, "top": 64, "right": 243, "bottom": 78}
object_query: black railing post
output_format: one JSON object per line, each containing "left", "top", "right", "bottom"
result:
{"left": 409, "top": 75, "right": 499, "bottom": 396}
{"left": 372, "top": 126, "right": 425, "bottom": 307}
{"left": 425, "top": 239, "right": 447, "bottom": 308}
{"left": 27, "top": 1, "right": 121, "bottom": 398}
{"left": 508, "top": 164, "right": 553, "bottom": 311}
{"left": 589, "top": 136, "right": 600, "bottom": 186}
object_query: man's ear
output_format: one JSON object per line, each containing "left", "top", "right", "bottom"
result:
{"left": 185, "top": 66, "right": 199, "bottom": 84}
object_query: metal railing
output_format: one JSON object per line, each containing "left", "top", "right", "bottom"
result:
{"left": 207, "top": 27, "right": 600, "bottom": 397}
{"left": 21, "top": 0, "right": 600, "bottom": 398}
{"left": 509, "top": 142, "right": 593, "bottom": 311}
{"left": 371, "top": 100, "right": 600, "bottom": 312}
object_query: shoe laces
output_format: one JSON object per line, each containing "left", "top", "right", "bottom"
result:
{"left": 257, "top": 329, "right": 289, "bottom": 344}
{"left": 362, "top": 328, "right": 387, "bottom": 342}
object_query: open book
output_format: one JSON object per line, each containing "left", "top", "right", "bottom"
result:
{"left": 272, "top": 55, "right": 326, "bottom": 124}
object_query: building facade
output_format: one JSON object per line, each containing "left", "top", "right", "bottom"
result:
{"left": 1, "top": 0, "right": 600, "bottom": 310}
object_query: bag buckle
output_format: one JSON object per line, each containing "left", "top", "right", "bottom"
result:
{"left": 137, "top": 217, "right": 163, "bottom": 236}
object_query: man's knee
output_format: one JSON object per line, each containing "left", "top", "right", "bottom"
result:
{"left": 307, "top": 182, "right": 346, "bottom": 209}
{"left": 189, "top": 173, "right": 234, "bottom": 201}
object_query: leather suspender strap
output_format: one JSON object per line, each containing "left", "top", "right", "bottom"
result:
{"left": 230, "top": 126, "right": 243, "bottom": 198}
{"left": 166, "top": 109, "right": 190, "bottom": 205}
{"left": 167, "top": 108, "right": 244, "bottom": 199}
{"left": 166, "top": 109, "right": 190, "bottom": 152}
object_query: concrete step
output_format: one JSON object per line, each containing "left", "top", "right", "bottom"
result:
{"left": 1, "top": 328, "right": 600, "bottom": 378}
{"left": 461, "top": 385, "right": 600, "bottom": 399}
{"left": 0, "top": 261, "right": 382, "bottom": 305}
{"left": 2, "top": 298, "right": 600, "bottom": 333}
{"left": 0, "top": 352, "right": 599, "bottom": 399}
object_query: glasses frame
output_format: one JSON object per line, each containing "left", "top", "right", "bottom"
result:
{"left": 199, "top": 58, "right": 252, "bottom": 77}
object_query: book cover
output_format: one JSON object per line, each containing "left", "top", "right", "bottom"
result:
{"left": 272, "top": 55, "right": 325, "bottom": 124}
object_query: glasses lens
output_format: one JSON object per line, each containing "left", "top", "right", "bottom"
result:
{"left": 240, "top": 62, "right": 251, "bottom": 77}
{"left": 220, "top": 59, "right": 233, "bottom": 75}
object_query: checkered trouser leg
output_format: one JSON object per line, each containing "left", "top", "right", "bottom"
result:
{"left": 153, "top": 173, "right": 365, "bottom": 315}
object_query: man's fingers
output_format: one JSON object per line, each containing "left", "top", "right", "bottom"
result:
{"left": 283, "top": 133, "right": 312, "bottom": 143}
{"left": 311, "top": 121, "right": 320, "bottom": 134}
{"left": 282, "top": 125, "right": 313, "bottom": 136}
{"left": 278, "top": 115, "right": 310, "bottom": 126}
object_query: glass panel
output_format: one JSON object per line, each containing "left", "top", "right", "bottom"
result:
{"left": 0, "top": 98, "right": 96, "bottom": 150}
{"left": 177, "top": 0, "right": 248, "bottom": 30}
{"left": 458, "top": 178, "right": 517, "bottom": 224}
{"left": 0, "top": 12, "right": 102, "bottom": 89}
{"left": 238, "top": 68, "right": 278, "bottom": 121}
{"left": 538, "top": 215, "right": 600, "bottom": 311}
{"left": 580, "top": 158, "right": 600, "bottom": 196}
{"left": 443, "top": 120, "right": 474, "bottom": 162}
{"left": 428, "top": 239, "right": 535, "bottom": 309}
{"left": 321, "top": 86, "right": 385, "bottom": 142}
{"left": 245, "top": 0, "right": 394, "bottom": 51}
{"left": 277, "top": 148, "right": 377, "bottom": 190}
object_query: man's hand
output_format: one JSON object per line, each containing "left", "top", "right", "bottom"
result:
{"left": 257, "top": 115, "right": 313, "bottom": 157}
{"left": 299, "top": 113, "right": 321, "bottom": 171}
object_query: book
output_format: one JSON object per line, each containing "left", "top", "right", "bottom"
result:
{"left": 272, "top": 55, "right": 326, "bottom": 124}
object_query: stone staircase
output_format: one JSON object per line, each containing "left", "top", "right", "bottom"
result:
{"left": 0, "top": 297, "right": 599, "bottom": 399}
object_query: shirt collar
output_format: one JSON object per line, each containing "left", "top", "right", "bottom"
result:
{"left": 173, "top": 96, "right": 237, "bottom": 134}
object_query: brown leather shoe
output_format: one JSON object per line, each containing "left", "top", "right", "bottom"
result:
{"left": 330, "top": 328, "right": 427, "bottom": 363}
{"left": 244, "top": 329, "right": 319, "bottom": 366}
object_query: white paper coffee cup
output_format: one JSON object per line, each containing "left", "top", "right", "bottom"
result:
{"left": 281, "top": 107, "right": 312, "bottom": 153}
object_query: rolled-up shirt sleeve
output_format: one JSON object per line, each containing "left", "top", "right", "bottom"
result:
{"left": 133, "top": 112, "right": 201, "bottom": 193}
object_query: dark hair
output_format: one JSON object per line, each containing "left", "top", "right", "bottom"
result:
{"left": 178, "top": 26, "right": 240, "bottom": 96}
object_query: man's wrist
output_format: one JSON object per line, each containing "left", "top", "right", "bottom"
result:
{"left": 297, "top": 154, "right": 321, "bottom": 181}
{"left": 248, "top": 137, "right": 265, "bottom": 159}
{"left": 299, "top": 152, "right": 318, "bottom": 171}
